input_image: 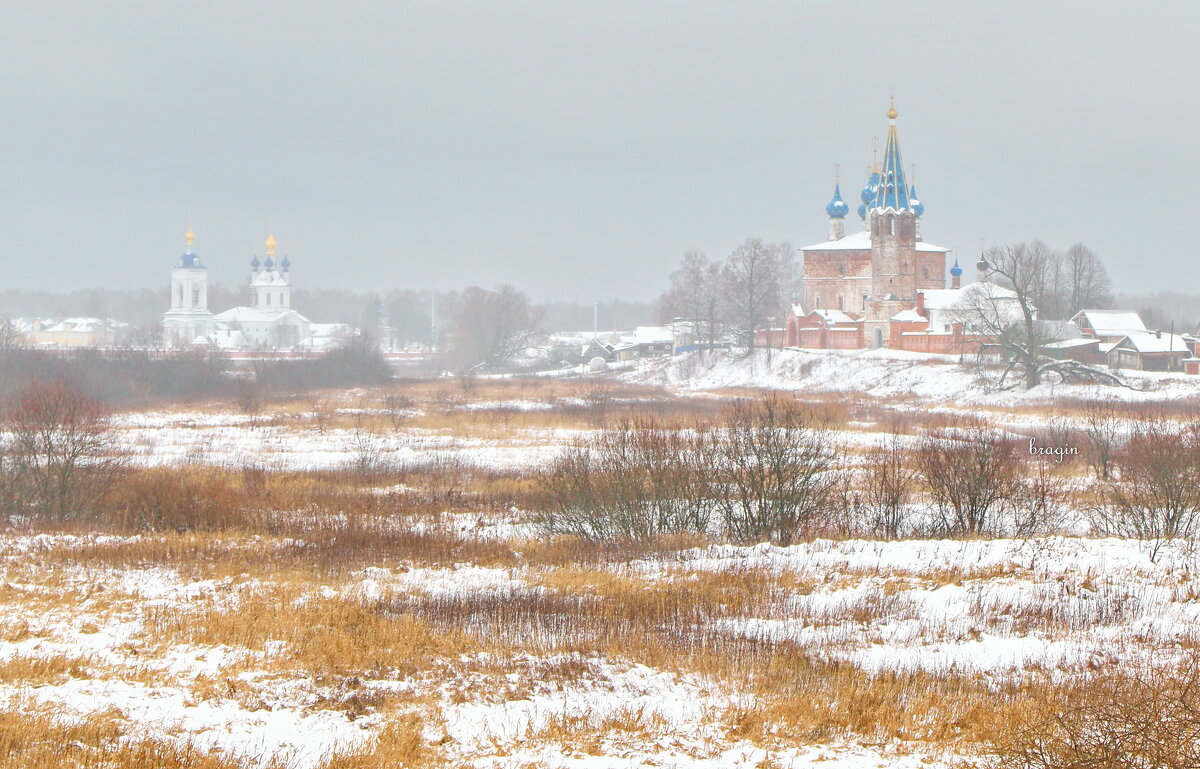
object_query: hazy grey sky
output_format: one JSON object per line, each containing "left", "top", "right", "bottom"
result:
{"left": 0, "top": 1, "right": 1194, "bottom": 301}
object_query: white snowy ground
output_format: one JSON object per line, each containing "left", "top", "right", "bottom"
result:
{"left": 108, "top": 349, "right": 1200, "bottom": 474}
{"left": 627, "top": 347, "right": 1200, "bottom": 406}
{"left": 116, "top": 410, "right": 585, "bottom": 472}
{"left": 5, "top": 530, "right": 1198, "bottom": 767}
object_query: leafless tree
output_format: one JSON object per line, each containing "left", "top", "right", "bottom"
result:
{"left": 916, "top": 423, "right": 1022, "bottom": 536}
{"left": 442, "top": 285, "right": 542, "bottom": 372}
{"left": 660, "top": 249, "right": 724, "bottom": 350}
{"left": 3, "top": 378, "right": 122, "bottom": 519}
{"left": 721, "top": 238, "right": 789, "bottom": 351}
{"left": 1063, "top": 242, "right": 1114, "bottom": 317}
{"left": 711, "top": 395, "right": 840, "bottom": 545}
{"left": 0, "top": 317, "right": 24, "bottom": 351}
{"left": 966, "top": 243, "right": 1122, "bottom": 389}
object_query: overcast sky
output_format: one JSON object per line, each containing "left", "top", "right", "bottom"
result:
{"left": 0, "top": 1, "right": 1194, "bottom": 301}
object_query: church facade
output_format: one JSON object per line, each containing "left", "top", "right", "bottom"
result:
{"left": 162, "top": 231, "right": 339, "bottom": 351}
{"left": 791, "top": 104, "right": 954, "bottom": 348}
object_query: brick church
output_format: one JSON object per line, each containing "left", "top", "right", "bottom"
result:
{"left": 790, "top": 103, "right": 963, "bottom": 349}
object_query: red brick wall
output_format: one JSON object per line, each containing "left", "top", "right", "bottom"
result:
{"left": 801, "top": 249, "right": 871, "bottom": 313}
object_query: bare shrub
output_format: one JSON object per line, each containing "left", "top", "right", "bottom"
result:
{"left": 916, "top": 423, "right": 1021, "bottom": 536}
{"left": 343, "top": 412, "right": 393, "bottom": 479}
{"left": 712, "top": 395, "right": 839, "bottom": 546}
{"left": 1081, "top": 396, "right": 1123, "bottom": 480}
{"left": 992, "top": 662, "right": 1200, "bottom": 769}
{"left": 380, "top": 392, "right": 415, "bottom": 432}
{"left": 1013, "top": 458, "right": 1073, "bottom": 537}
{"left": 3, "top": 378, "right": 122, "bottom": 519}
{"left": 857, "top": 433, "right": 918, "bottom": 538}
{"left": 537, "top": 416, "right": 712, "bottom": 543}
{"left": 1091, "top": 420, "right": 1200, "bottom": 560}
{"left": 581, "top": 377, "right": 614, "bottom": 429}
{"left": 407, "top": 451, "right": 478, "bottom": 508}
{"left": 232, "top": 378, "right": 263, "bottom": 416}
{"left": 306, "top": 394, "right": 333, "bottom": 434}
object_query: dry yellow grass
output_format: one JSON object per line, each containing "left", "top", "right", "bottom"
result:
{"left": 0, "top": 705, "right": 276, "bottom": 769}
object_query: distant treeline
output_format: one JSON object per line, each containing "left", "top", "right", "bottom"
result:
{"left": 0, "top": 287, "right": 659, "bottom": 346}
{"left": 1115, "top": 292, "right": 1200, "bottom": 333}
{"left": 0, "top": 337, "right": 392, "bottom": 410}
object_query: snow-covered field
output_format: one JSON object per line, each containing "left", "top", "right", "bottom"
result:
{"left": 9, "top": 353, "right": 1200, "bottom": 767}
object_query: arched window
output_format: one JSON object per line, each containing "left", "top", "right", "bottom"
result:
{"left": 922, "top": 267, "right": 929, "bottom": 279}
{"left": 814, "top": 295, "right": 821, "bottom": 309}
{"left": 265, "top": 293, "right": 271, "bottom": 306}
{"left": 838, "top": 264, "right": 846, "bottom": 276}
{"left": 838, "top": 295, "right": 845, "bottom": 310}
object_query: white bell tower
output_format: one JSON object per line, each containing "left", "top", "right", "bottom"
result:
{"left": 162, "top": 229, "right": 215, "bottom": 345}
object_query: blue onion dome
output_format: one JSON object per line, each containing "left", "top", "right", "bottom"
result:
{"left": 264, "top": 255, "right": 274, "bottom": 269}
{"left": 857, "top": 202, "right": 867, "bottom": 219}
{"left": 281, "top": 255, "right": 291, "bottom": 272}
{"left": 179, "top": 252, "right": 201, "bottom": 268}
{"left": 825, "top": 184, "right": 849, "bottom": 218}
{"left": 910, "top": 185, "right": 925, "bottom": 216}
{"left": 950, "top": 257, "right": 963, "bottom": 277}
{"left": 860, "top": 171, "right": 880, "bottom": 204}
{"left": 250, "top": 255, "right": 260, "bottom": 271}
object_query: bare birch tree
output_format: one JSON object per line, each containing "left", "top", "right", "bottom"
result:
{"left": 722, "top": 238, "right": 787, "bottom": 351}
{"left": 660, "top": 250, "right": 723, "bottom": 349}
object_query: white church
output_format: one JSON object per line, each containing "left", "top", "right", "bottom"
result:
{"left": 162, "top": 230, "right": 346, "bottom": 351}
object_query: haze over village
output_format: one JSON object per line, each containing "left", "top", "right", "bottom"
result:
{"left": 2, "top": 3, "right": 1200, "bottom": 769}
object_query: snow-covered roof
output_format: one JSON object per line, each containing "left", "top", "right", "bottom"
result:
{"left": 801, "top": 229, "right": 949, "bottom": 253}
{"left": 213, "top": 306, "right": 311, "bottom": 325}
{"left": 1072, "top": 310, "right": 1146, "bottom": 337}
{"left": 31, "top": 316, "right": 126, "bottom": 334}
{"left": 919, "top": 282, "right": 1019, "bottom": 311}
{"left": 633, "top": 326, "right": 673, "bottom": 344}
{"left": 1043, "top": 338, "right": 1101, "bottom": 349}
{"left": 807, "top": 309, "right": 859, "bottom": 325}
{"left": 790, "top": 302, "right": 805, "bottom": 317}
{"left": 1111, "top": 332, "right": 1189, "bottom": 354}
{"left": 890, "top": 308, "right": 926, "bottom": 322}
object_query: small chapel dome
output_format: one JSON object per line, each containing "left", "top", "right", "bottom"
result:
{"left": 950, "top": 257, "right": 963, "bottom": 277}
{"left": 250, "top": 255, "right": 260, "bottom": 271}
{"left": 857, "top": 203, "right": 867, "bottom": 219}
{"left": 860, "top": 171, "right": 879, "bottom": 205}
{"left": 910, "top": 185, "right": 925, "bottom": 216}
{"left": 825, "top": 184, "right": 849, "bottom": 218}
{"left": 264, "top": 255, "right": 274, "bottom": 269}
{"left": 281, "top": 255, "right": 291, "bottom": 272}
{"left": 179, "top": 252, "right": 201, "bottom": 268}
